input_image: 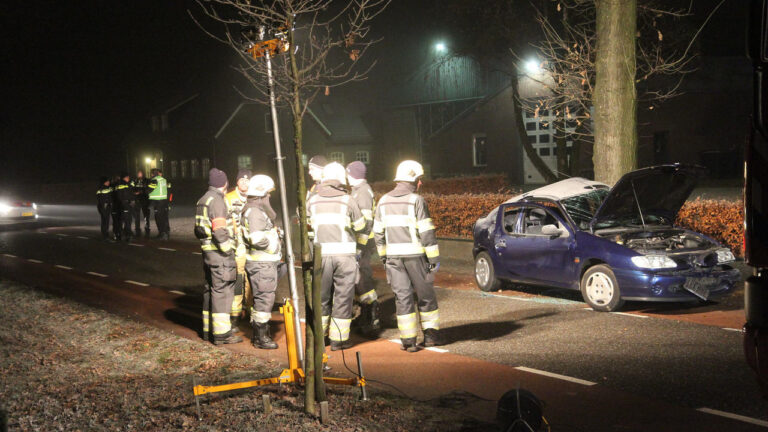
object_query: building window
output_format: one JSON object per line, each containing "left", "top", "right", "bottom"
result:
{"left": 539, "top": 147, "right": 551, "bottom": 156}
{"left": 181, "top": 160, "right": 189, "bottom": 178}
{"left": 202, "top": 158, "right": 210, "bottom": 176}
{"left": 528, "top": 135, "right": 537, "bottom": 144}
{"left": 191, "top": 159, "right": 200, "bottom": 178}
{"left": 329, "top": 152, "right": 344, "bottom": 165}
{"left": 472, "top": 134, "right": 487, "bottom": 167}
{"left": 265, "top": 113, "right": 273, "bottom": 133}
{"left": 526, "top": 122, "right": 536, "bottom": 131}
{"left": 539, "top": 134, "right": 551, "bottom": 143}
{"left": 170, "top": 161, "right": 178, "bottom": 178}
{"left": 355, "top": 151, "right": 370, "bottom": 164}
{"left": 237, "top": 155, "right": 252, "bottom": 170}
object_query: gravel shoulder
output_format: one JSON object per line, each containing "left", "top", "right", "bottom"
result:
{"left": 0, "top": 280, "right": 491, "bottom": 431}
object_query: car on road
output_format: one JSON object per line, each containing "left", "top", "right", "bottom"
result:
{"left": 472, "top": 164, "right": 740, "bottom": 311}
{"left": 0, "top": 196, "right": 38, "bottom": 224}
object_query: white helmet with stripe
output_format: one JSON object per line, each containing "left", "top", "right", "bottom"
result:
{"left": 322, "top": 162, "right": 347, "bottom": 184}
{"left": 247, "top": 174, "right": 275, "bottom": 197}
{"left": 394, "top": 160, "right": 424, "bottom": 182}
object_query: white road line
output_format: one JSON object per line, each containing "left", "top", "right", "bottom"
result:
{"left": 611, "top": 312, "right": 648, "bottom": 319}
{"left": 515, "top": 366, "right": 597, "bottom": 386}
{"left": 169, "top": 290, "right": 185, "bottom": 295}
{"left": 76, "top": 236, "right": 89, "bottom": 240}
{"left": 192, "top": 252, "right": 202, "bottom": 255}
{"left": 55, "top": 265, "right": 73, "bottom": 270}
{"left": 56, "top": 233, "right": 68, "bottom": 237}
{"left": 3, "top": 254, "right": 17, "bottom": 258}
{"left": 86, "top": 271, "right": 108, "bottom": 278}
{"left": 157, "top": 247, "right": 176, "bottom": 252}
{"left": 125, "top": 280, "right": 150, "bottom": 287}
{"left": 582, "top": 307, "right": 594, "bottom": 311}
{"left": 697, "top": 408, "right": 768, "bottom": 428}
{"left": 128, "top": 243, "right": 144, "bottom": 247}
{"left": 723, "top": 328, "right": 742, "bottom": 332}
{"left": 425, "top": 347, "right": 449, "bottom": 353}
{"left": 27, "top": 259, "right": 43, "bottom": 263}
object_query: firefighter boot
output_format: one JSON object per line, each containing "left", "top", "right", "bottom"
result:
{"left": 330, "top": 339, "right": 353, "bottom": 351}
{"left": 369, "top": 300, "right": 381, "bottom": 332}
{"left": 231, "top": 315, "right": 241, "bottom": 331}
{"left": 423, "top": 328, "right": 446, "bottom": 347}
{"left": 400, "top": 337, "right": 419, "bottom": 352}
{"left": 252, "top": 323, "right": 278, "bottom": 349}
{"left": 213, "top": 330, "right": 243, "bottom": 345}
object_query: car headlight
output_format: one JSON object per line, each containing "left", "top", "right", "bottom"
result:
{"left": 32, "top": 203, "right": 37, "bottom": 210}
{"left": 0, "top": 202, "right": 10, "bottom": 214}
{"left": 716, "top": 248, "right": 735, "bottom": 264}
{"left": 631, "top": 255, "right": 677, "bottom": 269}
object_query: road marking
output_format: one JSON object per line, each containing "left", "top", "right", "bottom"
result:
{"left": 86, "top": 272, "right": 108, "bottom": 278}
{"left": 192, "top": 252, "right": 202, "bottom": 255}
{"left": 3, "top": 254, "right": 17, "bottom": 258}
{"left": 128, "top": 243, "right": 144, "bottom": 247}
{"left": 55, "top": 265, "right": 73, "bottom": 270}
{"left": 158, "top": 247, "right": 176, "bottom": 252}
{"left": 27, "top": 259, "right": 43, "bottom": 263}
{"left": 480, "top": 292, "right": 581, "bottom": 305}
{"left": 723, "top": 328, "right": 742, "bottom": 332}
{"left": 169, "top": 290, "right": 185, "bottom": 295}
{"left": 56, "top": 233, "right": 68, "bottom": 237}
{"left": 611, "top": 312, "right": 648, "bottom": 319}
{"left": 76, "top": 236, "right": 89, "bottom": 240}
{"left": 425, "top": 347, "right": 449, "bottom": 353}
{"left": 697, "top": 408, "right": 768, "bottom": 427}
{"left": 125, "top": 280, "right": 150, "bottom": 287}
{"left": 515, "top": 366, "right": 597, "bottom": 386}
{"left": 582, "top": 307, "right": 594, "bottom": 311}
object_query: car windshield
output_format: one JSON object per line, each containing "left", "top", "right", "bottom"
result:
{"left": 560, "top": 189, "right": 610, "bottom": 230}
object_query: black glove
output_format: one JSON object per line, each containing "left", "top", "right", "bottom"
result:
{"left": 427, "top": 262, "right": 440, "bottom": 273}
{"left": 381, "top": 257, "right": 387, "bottom": 265}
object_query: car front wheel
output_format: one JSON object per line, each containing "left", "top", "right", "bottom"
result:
{"left": 474, "top": 251, "right": 502, "bottom": 292}
{"left": 580, "top": 264, "right": 624, "bottom": 312}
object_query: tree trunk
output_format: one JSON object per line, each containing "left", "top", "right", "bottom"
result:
{"left": 511, "top": 75, "right": 558, "bottom": 183}
{"left": 593, "top": 0, "right": 637, "bottom": 185}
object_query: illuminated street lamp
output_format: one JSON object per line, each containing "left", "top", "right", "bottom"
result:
{"left": 145, "top": 157, "right": 152, "bottom": 164}
{"left": 525, "top": 59, "right": 541, "bottom": 74}
{"left": 435, "top": 42, "right": 447, "bottom": 53}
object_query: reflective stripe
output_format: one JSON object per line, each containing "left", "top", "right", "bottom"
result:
{"left": 312, "top": 213, "right": 351, "bottom": 226}
{"left": 246, "top": 250, "right": 281, "bottom": 262}
{"left": 202, "top": 311, "right": 210, "bottom": 332}
{"left": 358, "top": 289, "right": 378, "bottom": 305}
{"left": 385, "top": 243, "right": 425, "bottom": 256}
{"left": 250, "top": 231, "right": 267, "bottom": 244}
{"left": 372, "top": 220, "right": 385, "bottom": 234}
{"left": 329, "top": 317, "right": 352, "bottom": 342}
{"left": 397, "top": 313, "right": 418, "bottom": 339}
{"left": 251, "top": 310, "right": 272, "bottom": 324}
{"left": 420, "top": 309, "right": 440, "bottom": 330}
{"left": 211, "top": 217, "right": 227, "bottom": 231}
{"left": 425, "top": 244, "right": 440, "bottom": 259}
{"left": 376, "top": 244, "right": 387, "bottom": 257}
{"left": 357, "top": 233, "right": 369, "bottom": 246}
{"left": 352, "top": 216, "right": 366, "bottom": 232}
{"left": 318, "top": 242, "right": 357, "bottom": 255}
{"left": 97, "top": 188, "right": 112, "bottom": 194}
{"left": 361, "top": 209, "right": 373, "bottom": 220}
{"left": 212, "top": 313, "right": 231, "bottom": 335}
{"left": 417, "top": 218, "right": 435, "bottom": 234}
{"left": 219, "top": 240, "right": 233, "bottom": 253}
{"left": 381, "top": 214, "right": 416, "bottom": 228}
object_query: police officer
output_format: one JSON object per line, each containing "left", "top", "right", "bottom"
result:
{"left": 308, "top": 162, "right": 366, "bottom": 350}
{"left": 373, "top": 160, "right": 445, "bottom": 352}
{"left": 110, "top": 175, "right": 122, "bottom": 241}
{"left": 241, "top": 174, "right": 282, "bottom": 349}
{"left": 96, "top": 176, "right": 113, "bottom": 240}
{"left": 148, "top": 168, "right": 170, "bottom": 240}
{"left": 196, "top": 168, "right": 242, "bottom": 345}
{"left": 225, "top": 169, "right": 251, "bottom": 328}
{"left": 346, "top": 161, "right": 380, "bottom": 334}
{"left": 133, "top": 170, "right": 150, "bottom": 237}
{"left": 116, "top": 172, "right": 135, "bottom": 243}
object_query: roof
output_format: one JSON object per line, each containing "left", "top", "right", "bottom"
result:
{"left": 506, "top": 177, "right": 609, "bottom": 203}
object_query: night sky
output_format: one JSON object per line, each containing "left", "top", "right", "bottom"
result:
{"left": 0, "top": 0, "right": 749, "bottom": 186}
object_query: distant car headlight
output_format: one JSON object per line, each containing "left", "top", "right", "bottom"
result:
{"left": 32, "top": 203, "right": 37, "bottom": 210}
{"left": 716, "top": 248, "right": 735, "bottom": 264}
{"left": 631, "top": 255, "right": 677, "bottom": 269}
{"left": 0, "top": 202, "right": 11, "bottom": 214}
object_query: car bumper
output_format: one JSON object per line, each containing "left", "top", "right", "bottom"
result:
{"left": 613, "top": 265, "right": 741, "bottom": 301}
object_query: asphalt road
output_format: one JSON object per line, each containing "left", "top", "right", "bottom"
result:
{"left": 1, "top": 204, "right": 765, "bottom": 429}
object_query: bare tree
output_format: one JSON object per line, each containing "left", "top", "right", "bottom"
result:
{"left": 192, "top": 0, "right": 388, "bottom": 415}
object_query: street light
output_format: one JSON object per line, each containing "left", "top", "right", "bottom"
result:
{"left": 435, "top": 42, "right": 447, "bottom": 53}
{"left": 145, "top": 157, "right": 152, "bottom": 164}
{"left": 525, "top": 60, "right": 541, "bottom": 74}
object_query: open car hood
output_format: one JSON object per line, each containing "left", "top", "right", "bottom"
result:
{"left": 590, "top": 164, "right": 706, "bottom": 229}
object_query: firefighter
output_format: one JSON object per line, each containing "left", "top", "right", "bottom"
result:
{"left": 96, "top": 176, "right": 113, "bottom": 240}
{"left": 307, "top": 162, "right": 366, "bottom": 350}
{"left": 195, "top": 168, "right": 242, "bottom": 345}
{"left": 305, "top": 155, "right": 327, "bottom": 244}
{"left": 133, "top": 170, "right": 150, "bottom": 237}
{"left": 148, "top": 168, "right": 170, "bottom": 240}
{"left": 373, "top": 160, "right": 445, "bottom": 352}
{"left": 110, "top": 175, "right": 122, "bottom": 241}
{"left": 241, "top": 174, "right": 282, "bottom": 349}
{"left": 116, "top": 172, "right": 135, "bottom": 243}
{"left": 225, "top": 169, "right": 251, "bottom": 329}
{"left": 346, "top": 161, "right": 380, "bottom": 334}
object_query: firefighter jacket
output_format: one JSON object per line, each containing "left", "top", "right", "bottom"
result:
{"left": 241, "top": 199, "right": 281, "bottom": 262}
{"left": 307, "top": 181, "right": 366, "bottom": 256}
{"left": 194, "top": 187, "right": 233, "bottom": 253}
{"left": 116, "top": 179, "right": 136, "bottom": 209}
{"left": 373, "top": 182, "right": 439, "bottom": 264}
{"left": 350, "top": 180, "right": 375, "bottom": 245}
{"left": 225, "top": 189, "right": 248, "bottom": 256}
{"left": 97, "top": 184, "right": 113, "bottom": 209}
{"left": 148, "top": 175, "right": 168, "bottom": 200}
{"left": 133, "top": 177, "right": 149, "bottom": 202}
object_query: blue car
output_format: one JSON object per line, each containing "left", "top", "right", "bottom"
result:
{"left": 472, "top": 164, "right": 740, "bottom": 311}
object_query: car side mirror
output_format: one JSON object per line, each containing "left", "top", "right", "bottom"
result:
{"left": 541, "top": 224, "right": 563, "bottom": 238}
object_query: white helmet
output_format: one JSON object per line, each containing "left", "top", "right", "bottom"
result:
{"left": 322, "top": 162, "right": 347, "bottom": 184}
{"left": 247, "top": 174, "right": 275, "bottom": 197}
{"left": 394, "top": 160, "right": 424, "bottom": 182}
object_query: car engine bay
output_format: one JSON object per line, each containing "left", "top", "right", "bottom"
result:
{"left": 603, "top": 229, "right": 714, "bottom": 252}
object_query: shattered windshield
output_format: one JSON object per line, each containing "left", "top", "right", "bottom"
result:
{"left": 560, "top": 189, "right": 610, "bottom": 230}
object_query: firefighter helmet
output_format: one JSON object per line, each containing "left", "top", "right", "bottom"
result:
{"left": 322, "top": 162, "right": 347, "bottom": 184}
{"left": 247, "top": 174, "right": 275, "bottom": 197}
{"left": 394, "top": 160, "right": 424, "bottom": 182}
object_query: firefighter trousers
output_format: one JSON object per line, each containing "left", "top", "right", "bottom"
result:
{"left": 385, "top": 256, "right": 440, "bottom": 339}
{"left": 245, "top": 260, "right": 278, "bottom": 324}
{"left": 321, "top": 255, "right": 358, "bottom": 342}
{"left": 354, "top": 241, "right": 377, "bottom": 304}
{"left": 231, "top": 254, "right": 249, "bottom": 319}
{"left": 201, "top": 251, "right": 237, "bottom": 337}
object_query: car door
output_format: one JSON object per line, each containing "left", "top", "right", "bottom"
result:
{"left": 490, "top": 204, "right": 528, "bottom": 282}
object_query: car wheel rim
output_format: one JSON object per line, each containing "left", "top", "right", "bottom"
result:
{"left": 585, "top": 272, "right": 614, "bottom": 306}
{"left": 476, "top": 256, "right": 490, "bottom": 287}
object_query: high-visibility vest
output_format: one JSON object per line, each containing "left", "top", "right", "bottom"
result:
{"left": 241, "top": 205, "right": 281, "bottom": 262}
{"left": 148, "top": 176, "right": 167, "bottom": 200}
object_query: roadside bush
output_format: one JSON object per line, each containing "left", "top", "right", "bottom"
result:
{"left": 676, "top": 199, "right": 744, "bottom": 256}
{"left": 424, "top": 193, "right": 508, "bottom": 238}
